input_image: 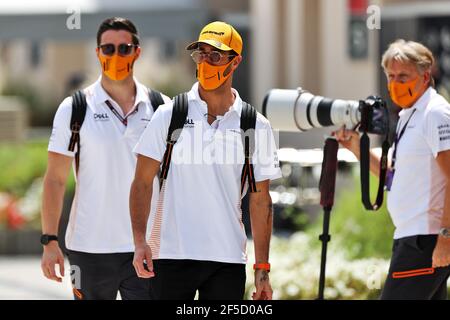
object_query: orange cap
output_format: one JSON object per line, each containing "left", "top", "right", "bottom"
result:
{"left": 186, "top": 21, "right": 243, "bottom": 55}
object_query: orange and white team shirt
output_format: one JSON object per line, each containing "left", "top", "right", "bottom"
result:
{"left": 134, "top": 82, "right": 282, "bottom": 264}
{"left": 48, "top": 77, "right": 170, "bottom": 253}
{"left": 387, "top": 87, "right": 450, "bottom": 239}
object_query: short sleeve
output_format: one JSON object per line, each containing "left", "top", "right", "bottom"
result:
{"left": 252, "top": 117, "right": 282, "bottom": 182}
{"left": 161, "top": 94, "right": 172, "bottom": 105}
{"left": 48, "top": 97, "right": 76, "bottom": 157}
{"left": 424, "top": 104, "right": 450, "bottom": 158}
{"left": 133, "top": 103, "right": 172, "bottom": 162}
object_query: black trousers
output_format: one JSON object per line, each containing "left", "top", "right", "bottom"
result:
{"left": 150, "top": 259, "right": 246, "bottom": 300}
{"left": 67, "top": 250, "right": 151, "bottom": 300}
{"left": 381, "top": 235, "right": 450, "bottom": 300}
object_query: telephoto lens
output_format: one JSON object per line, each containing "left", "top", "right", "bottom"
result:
{"left": 262, "top": 88, "right": 361, "bottom": 132}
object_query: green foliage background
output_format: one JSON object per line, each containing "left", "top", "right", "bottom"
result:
{"left": 306, "top": 173, "right": 395, "bottom": 260}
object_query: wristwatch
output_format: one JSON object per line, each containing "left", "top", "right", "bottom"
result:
{"left": 439, "top": 228, "right": 450, "bottom": 238}
{"left": 40, "top": 234, "right": 58, "bottom": 245}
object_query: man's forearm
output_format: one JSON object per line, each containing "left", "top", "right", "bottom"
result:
{"left": 354, "top": 149, "right": 382, "bottom": 177}
{"left": 249, "top": 196, "right": 273, "bottom": 263}
{"left": 441, "top": 182, "right": 450, "bottom": 228}
{"left": 41, "top": 175, "right": 66, "bottom": 234}
{"left": 130, "top": 179, "right": 152, "bottom": 244}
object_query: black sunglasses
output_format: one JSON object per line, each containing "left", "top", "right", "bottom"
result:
{"left": 98, "top": 43, "right": 138, "bottom": 56}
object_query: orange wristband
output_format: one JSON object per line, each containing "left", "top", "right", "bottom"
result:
{"left": 253, "top": 263, "right": 271, "bottom": 272}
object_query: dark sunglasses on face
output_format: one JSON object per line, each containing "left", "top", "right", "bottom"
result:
{"left": 98, "top": 43, "right": 138, "bottom": 56}
{"left": 190, "top": 50, "right": 237, "bottom": 65}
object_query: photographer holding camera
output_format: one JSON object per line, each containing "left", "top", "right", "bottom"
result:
{"left": 335, "top": 40, "right": 450, "bottom": 300}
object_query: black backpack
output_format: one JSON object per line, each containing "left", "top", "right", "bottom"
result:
{"left": 159, "top": 93, "right": 258, "bottom": 195}
{"left": 68, "top": 88, "right": 165, "bottom": 173}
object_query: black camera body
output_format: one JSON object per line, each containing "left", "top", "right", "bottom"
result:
{"left": 358, "top": 96, "right": 389, "bottom": 136}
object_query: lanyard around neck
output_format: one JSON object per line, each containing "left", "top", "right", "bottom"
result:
{"left": 391, "top": 108, "right": 417, "bottom": 170}
{"left": 105, "top": 100, "right": 138, "bottom": 126}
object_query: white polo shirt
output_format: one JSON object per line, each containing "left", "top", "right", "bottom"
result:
{"left": 133, "top": 82, "right": 282, "bottom": 264}
{"left": 48, "top": 77, "right": 170, "bottom": 253}
{"left": 387, "top": 87, "right": 450, "bottom": 239}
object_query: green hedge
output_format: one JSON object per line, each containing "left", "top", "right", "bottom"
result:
{"left": 0, "top": 141, "right": 48, "bottom": 197}
{"left": 306, "top": 170, "right": 395, "bottom": 260}
{"left": 0, "top": 140, "right": 75, "bottom": 197}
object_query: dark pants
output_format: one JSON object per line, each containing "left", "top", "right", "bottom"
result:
{"left": 150, "top": 259, "right": 246, "bottom": 300}
{"left": 67, "top": 250, "right": 151, "bottom": 300}
{"left": 381, "top": 235, "right": 450, "bottom": 300}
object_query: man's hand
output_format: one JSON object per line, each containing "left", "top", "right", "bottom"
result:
{"left": 432, "top": 237, "right": 450, "bottom": 268}
{"left": 41, "top": 152, "right": 71, "bottom": 283}
{"left": 332, "top": 126, "right": 360, "bottom": 157}
{"left": 249, "top": 180, "right": 273, "bottom": 300}
{"left": 434, "top": 150, "right": 450, "bottom": 268}
{"left": 252, "top": 269, "right": 272, "bottom": 300}
{"left": 41, "top": 242, "right": 65, "bottom": 282}
{"left": 133, "top": 242, "right": 155, "bottom": 278}
{"left": 130, "top": 155, "right": 159, "bottom": 279}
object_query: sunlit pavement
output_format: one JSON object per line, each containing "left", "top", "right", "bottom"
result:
{"left": 0, "top": 256, "right": 72, "bottom": 300}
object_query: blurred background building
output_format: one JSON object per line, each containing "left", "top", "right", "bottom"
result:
{"left": 2, "top": 0, "right": 450, "bottom": 144}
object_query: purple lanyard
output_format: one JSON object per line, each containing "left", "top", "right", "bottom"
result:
{"left": 391, "top": 108, "right": 417, "bottom": 170}
{"left": 105, "top": 100, "right": 138, "bottom": 126}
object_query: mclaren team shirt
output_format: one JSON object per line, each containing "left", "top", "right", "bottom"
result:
{"left": 387, "top": 87, "right": 450, "bottom": 239}
{"left": 48, "top": 77, "right": 170, "bottom": 253}
{"left": 134, "top": 82, "right": 282, "bottom": 264}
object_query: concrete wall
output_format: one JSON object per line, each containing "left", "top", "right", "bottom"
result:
{"left": 251, "top": 0, "right": 380, "bottom": 105}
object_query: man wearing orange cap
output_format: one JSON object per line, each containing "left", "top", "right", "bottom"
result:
{"left": 130, "top": 21, "right": 282, "bottom": 300}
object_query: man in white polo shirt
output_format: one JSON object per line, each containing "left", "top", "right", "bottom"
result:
{"left": 40, "top": 17, "right": 170, "bottom": 300}
{"left": 335, "top": 40, "right": 450, "bottom": 299}
{"left": 130, "top": 21, "right": 282, "bottom": 300}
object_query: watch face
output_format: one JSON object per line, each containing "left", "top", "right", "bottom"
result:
{"left": 440, "top": 228, "right": 450, "bottom": 237}
{"left": 40, "top": 235, "right": 49, "bottom": 245}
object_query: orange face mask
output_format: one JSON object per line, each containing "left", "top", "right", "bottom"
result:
{"left": 98, "top": 54, "right": 135, "bottom": 81}
{"left": 388, "top": 78, "right": 421, "bottom": 109}
{"left": 197, "top": 58, "right": 235, "bottom": 91}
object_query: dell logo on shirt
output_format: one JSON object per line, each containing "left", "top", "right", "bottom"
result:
{"left": 94, "top": 113, "right": 109, "bottom": 121}
{"left": 184, "top": 118, "right": 195, "bottom": 128}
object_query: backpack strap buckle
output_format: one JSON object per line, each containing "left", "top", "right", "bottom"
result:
{"left": 71, "top": 122, "right": 81, "bottom": 133}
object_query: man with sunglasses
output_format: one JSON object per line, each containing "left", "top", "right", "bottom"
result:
{"left": 40, "top": 17, "right": 170, "bottom": 300}
{"left": 130, "top": 21, "right": 282, "bottom": 300}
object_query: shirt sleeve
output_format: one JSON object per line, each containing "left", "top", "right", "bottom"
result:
{"left": 424, "top": 104, "right": 450, "bottom": 158}
{"left": 48, "top": 97, "right": 76, "bottom": 157}
{"left": 252, "top": 117, "right": 282, "bottom": 182}
{"left": 133, "top": 103, "right": 172, "bottom": 162}
{"left": 161, "top": 94, "right": 172, "bottom": 105}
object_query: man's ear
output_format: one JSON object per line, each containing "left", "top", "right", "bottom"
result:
{"left": 134, "top": 46, "right": 141, "bottom": 60}
{"left": 424, "top": 70, "right": 431, "bottom": 87}
{"left": 230, "top": 55, "right": 242, "bottom": 72}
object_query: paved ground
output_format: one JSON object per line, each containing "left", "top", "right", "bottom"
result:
{"left": 0, "top": 255, "right": 72, "bottom": 300}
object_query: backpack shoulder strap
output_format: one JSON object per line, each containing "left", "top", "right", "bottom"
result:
{"left": 240, "top": 101, "right": 258, "bottom": 195}
{"left": 68, "top": 90, "right": 87, "bottom": 174}
{"left": 148, "top": 88, "right": 165, "bottom": 112}
{"left": 159, "top": 92, "right": 189, "bottom": 188}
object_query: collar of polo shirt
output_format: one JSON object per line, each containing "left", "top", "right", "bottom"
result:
{"left": 93, "top": 76, "right": 149, "bottom": 109}
{"left": 399, "top": 87, "right": 433, "bottom": 117}
{"left": 189, "top": 82, "right": 243, "bottom": 118}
